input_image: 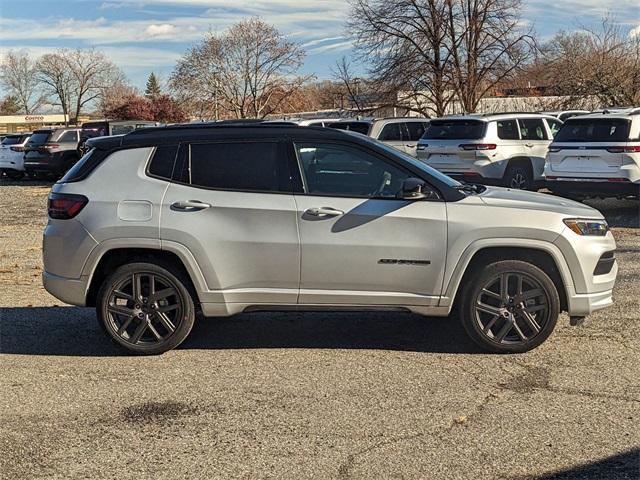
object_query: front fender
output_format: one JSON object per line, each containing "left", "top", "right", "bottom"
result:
{"left": 439, "top": 237, "right": 575, "bottom": 308}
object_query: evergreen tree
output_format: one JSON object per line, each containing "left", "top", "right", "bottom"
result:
{"left": 145, "top": 72, "right": 162, "bottom": 98}
{"left": 0, "top": 95, "right": 22, "bottom": 115}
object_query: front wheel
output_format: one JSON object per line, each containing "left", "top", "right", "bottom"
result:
{"left": 96, "top": 262, "right": 196, "bottom": 355}
{"left": 459, "top": 260, "right": 560, "bottom": 353}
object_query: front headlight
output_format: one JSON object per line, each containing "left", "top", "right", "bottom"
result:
{"left": 563, "top": 218, "right": 609, "bottom": 236}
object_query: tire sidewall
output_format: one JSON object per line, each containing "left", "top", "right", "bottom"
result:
{"left": 96, "top": 262, "right": 195, "bottom": 355}
{"left": 461, "top": 260, "right": 560, "bottom": 353}
{"left": 505, "top": 163, "right": 532, "bottom": 190}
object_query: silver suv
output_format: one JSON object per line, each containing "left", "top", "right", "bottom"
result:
{"left": 43, "top": 124, "right": 617, "bottom": 355}
{"left": 416, "top": 113, "right": 563, "bottom": 190}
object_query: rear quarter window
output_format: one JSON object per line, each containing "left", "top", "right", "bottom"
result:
{"left": 147, "top": 145, "right": 178, "bottom": 180}
{"left": 424, "top": 120, "right": 486, "bottom": 140}
{"left": 555, "top": 118, "right": 631, "bottom": 142}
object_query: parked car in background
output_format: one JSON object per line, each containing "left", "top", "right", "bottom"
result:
{"left": 79, "top": 120, "right": 159, "bottom": 155}
{"left": 416, "top": 113, "right": 563, "bottom": 190}
{"left": 327, "top": 118, "right": 430, "bottom": 156}
{"left": 23, "top": 128, "right": 81, "bottom": 179}
{"left": 544, "top": 110, "right": 640, "bottom": 199}
{"left": 0, "top": 133, "right": 30, "bottom": 179}
{"left": 43, "top": 123, "right": 616, "bottom": 355}
{"left": 542, "top": 110, "right": 590, "bottom": 122}
{"left": 295, "top": 118, "right": 342, "bottom": 127}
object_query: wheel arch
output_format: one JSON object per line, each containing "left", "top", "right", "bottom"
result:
{"left": 85, "top": 245, "right": 204, "bottom": 307}
{"left": 444, "top": 241, "right": 572, "bottom": 313}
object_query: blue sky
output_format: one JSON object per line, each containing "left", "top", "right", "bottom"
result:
{"left": 1, "top": 0, "right": 639, "bottom": 91}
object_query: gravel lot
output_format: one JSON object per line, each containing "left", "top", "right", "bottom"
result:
{"left": 1, "top": 180, "right": 638, "bottom": 480}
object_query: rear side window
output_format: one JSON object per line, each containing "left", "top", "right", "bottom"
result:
{"left": 555, "top": 118, "right": 631, "bottom": 142}
{"left": 147, "top": 145, "right": 178, "bottom": 180}
{"left": 518, "top": 118, "right": 548, "bottom": 140}
{"left": 112, "top": 124, "right": 137, "bottom": 135}
{"left": 405, "top": 122, "right": 428, "bottom": 141}
{"left": 496, "top": 120, "right": 519, "bottom": 140}
{"left": 423, "top": 120, "right": 486, "bottom": 140}
{"left": 546, "top": 119, "right": 563, "bottom": 138}
{"left": 27, "top": 131, "right": 52, "bottom": 144}
{"left": 181, "top": 142, "right": 290, "bottom": 192}
{"left": 58, "top": 130, "right": 78, "bottom": 143}
{"left": 327, "top": 122, "right": 372, "bottom": 135}
{"left": 378, "top": 123, "right": 403, "bottom": 141}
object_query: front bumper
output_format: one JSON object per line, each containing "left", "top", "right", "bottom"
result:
{"left": 43, "top": 271, "right": 88, "bottom": 306}
{"left": 565, "top": 286, "right": 614, "bottom": 317}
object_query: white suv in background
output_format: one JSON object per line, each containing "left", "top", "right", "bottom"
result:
{"left": 327, "top": 118, "right": 430, "bottom": 157}
{"left": 544, "top": 111, "right": 640, "bottom": 199}
{"left": 416, "top": 113, "right": 562, "bottom": 190}
{"left": 0, "top": 133, "right": 31, "bottom": 179}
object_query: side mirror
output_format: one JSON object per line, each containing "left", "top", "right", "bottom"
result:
{"left": 401, "top": 177, "right": 429, "bottom": 200}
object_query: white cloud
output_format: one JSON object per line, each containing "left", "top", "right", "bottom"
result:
{"left": 145, "top": 23, "right": 178, "bottom": 37}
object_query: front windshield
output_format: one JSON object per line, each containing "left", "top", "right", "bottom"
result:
{"left": 351, "top": 132, "right": 463, "bottom": 188}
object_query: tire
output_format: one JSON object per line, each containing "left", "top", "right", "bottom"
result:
{"left": 504, "top": 161, "right": 533, "bottom": 190}
{"left": 96, "top": 262, "right": 196, "bottom": 355}
{"left": 459, "top": 260, "right": 560, "bottom": 353}
{"left": 5, "top": 170, "right": 25, "bottom": 180}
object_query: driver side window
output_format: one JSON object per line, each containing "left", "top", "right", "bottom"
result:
{"left": 294, "top": 142, "right": 413, "bottom": 198}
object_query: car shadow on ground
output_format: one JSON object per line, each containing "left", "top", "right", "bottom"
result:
{"left": 583, "top": 198, "right": 639, "bottom": 228}
{"left": 0, "top": 306, "right": 482, "bottom": 356}
{"left": 527, "top": 447, "right": 640, "bottom": 480}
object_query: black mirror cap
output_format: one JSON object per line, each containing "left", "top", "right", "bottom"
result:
{"left": 401, "top": 177, "right": 430, "bottom": 200}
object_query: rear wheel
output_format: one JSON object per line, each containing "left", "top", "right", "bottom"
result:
{"left": 96, "top": 262, "right": 196, "bottom": 355}
{"left": 460, "top": 260, "right": 559, "bottom": 353}
{"left": 5, "top": 170, "right": 25, "bottom": 180}
{"left": 504, "top": 161, "right": 533, "bottom": 190}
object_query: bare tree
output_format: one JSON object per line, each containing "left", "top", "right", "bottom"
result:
{"left": 170, "top": 18, "right": 310, "bottom": 119}
{"left": 0, "top": 51, "right": 45, "bottom": 114}
{"left": 445, "top": 0, "right": 535, "bottom": 113}
{"left": 36, "top": 52, "right": 75, "bottom": 123}
{"left": 331, "top": 57, "right": 366, "bottom": 112}
{"left": 37, "top": 48, "right": 123, "bottom": 123}
{"left": 349, "top": 0, "right": 454, "bottom": 117}
{"left": 349, "top": 0, "right": 534, "bottom": 115}
{"left": 542, "top": 17, "right": 640, "bottom": 107}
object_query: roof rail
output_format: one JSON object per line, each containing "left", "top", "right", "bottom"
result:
{"left": 124, "top": 120, "right": 302, "bottom": 136}
{"left": 479, "top": 111, "right": 546, "bottom": 116}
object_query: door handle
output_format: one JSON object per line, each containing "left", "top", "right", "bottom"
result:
{"left": 406, "top": 144, "right": 416, "bottom": 148}
{"left": 525, "top": 143, "right": 534, "bottom": 148}
{"left": 171, "top": 200, "right": 212, "bottom": 211}
{"left": 305, "top": 207, "right": 344, "bottom": 217}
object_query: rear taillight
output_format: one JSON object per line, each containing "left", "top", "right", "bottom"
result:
{"left": 48, "top": 193, "right": 88, "bottom": 219}
{"left": 459, "top": 143, "right": 496, "bottom": 151}
{"left": 10, "top": 146, "right": 24, "bottom": 152}
{"left": 606, "top": 146, "right": 640, "bottom": 153}
{"left": 606, "top": 178, "right": 630, "bottom": 182}
{"left": 44, "top": 143, "right": 60, "bottom": 150}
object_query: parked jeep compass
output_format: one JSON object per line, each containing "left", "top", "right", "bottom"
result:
{"left": 43, "top": 124, "right": 617, "bottom": 354}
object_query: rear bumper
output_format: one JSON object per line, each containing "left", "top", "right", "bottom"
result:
{"left": 546, "top": 179, "right": 639, "bottom": 197}
{"left": 0, "top": 158, "right": 24, "bottom": 171}
{"left": 42, "top": 271, "right": 88, "bottom": 306}
{"left": 24, "top": 153, "right": 67, "bottom": 174}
